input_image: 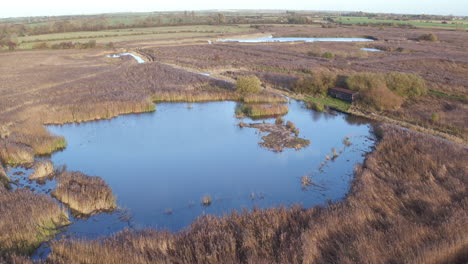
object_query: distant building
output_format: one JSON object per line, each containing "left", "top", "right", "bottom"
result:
{"left": 328, "top": 87, "right": 359, "bottom": 103}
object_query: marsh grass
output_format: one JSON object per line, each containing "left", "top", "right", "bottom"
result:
{"left": 0, "top": 188, "right": 69, "bottom": 255}
{"left": 201, "top": 195, "right": 212, "bottom": 207}
{"left": 52, "top": 171, "right": 116, "bottom": 216}
{"left": 152, "top": 90, "right": 239, "bottom": 103}
{"left": 29, "top": 160, "right": 54, "bottom": 181}
{"left": 0, "top": 164, "right": 10, "bottom": 189}
{"left": 305, "top": 96, "right": 351, "bottom": 113}
{"left": 0, "top": 142, "right": 34, "bottom": 166}
{"left": 236, "top": 103, "right": 289, "bottom": 118}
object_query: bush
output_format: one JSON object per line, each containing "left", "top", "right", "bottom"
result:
{"left": 346, "top": 72, "right": 403, "bottom": 111}
{"left": 32, "top": 42, "right": 48, "bottom": 49}
{"left": 384, "top": 72, "right": 427, "bottom": 97}
{"left": 322, "top": 52, "right": 334, "bottom": 59}
{"left": 307, "top": 101, "right": 325, "bottom": 112}
{"left": 418, "top": 33, "right": 438, "bottom": 41}
{"left": 292, "top": 72, "right": 337, "bottom": 96}
{"left": 235, "top": 75, "right": 263, "bottom": 95}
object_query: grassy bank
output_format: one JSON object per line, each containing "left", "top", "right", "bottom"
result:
{"left": 304, "top": 96, "right": 351, "bottom": 112}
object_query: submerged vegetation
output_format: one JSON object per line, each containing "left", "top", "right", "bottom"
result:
{"left": 243, "top": 122, "right": 310, "bottom": 152}
{"left": 52, "top": 171, "right": 117, "bottom": 216}
{"left": 42, "top": 125, "right": 467, "bottom": 264}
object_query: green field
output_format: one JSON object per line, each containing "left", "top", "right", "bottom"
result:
{"left": 15, "top": 25, "right": 254, "bottom": 50}
{"left": 335, "top": 16, "right": 468, "bottom": 29}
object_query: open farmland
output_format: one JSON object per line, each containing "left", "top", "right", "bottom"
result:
{"left": 0, "top": 10, "right": 467, "bottom": 264}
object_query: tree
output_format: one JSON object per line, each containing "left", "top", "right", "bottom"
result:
{"left": 235, "top": 75, "right": 263, "bottom": 95}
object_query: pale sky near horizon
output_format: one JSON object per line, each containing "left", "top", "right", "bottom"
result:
{"left": 1, "top": 0, "right": 467, "bottom": 18}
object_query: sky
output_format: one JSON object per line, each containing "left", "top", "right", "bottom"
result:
{"left": 1, "top": 0, "right": 467, "bottom": 18}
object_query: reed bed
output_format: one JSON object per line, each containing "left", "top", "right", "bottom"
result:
{"left": 29, "top": 160, "right": 54, "bottom": 181}
{"left": 43, "top": 100, "right": 156, "bottom": 125}
{"left": 0, "top": 142, "right": 34, "bottom": 166}
{"left": 237, "top": 103, "right": 289, "bottom": 118}
{"left": 0, "top": 187, "right": 69, "bottom": 255}
{"left": 45, "top": 125, "right": 468, "bottom": 264}
{"left": 152, "top": 90, "right": 240, "bottom": 103}
{"left": 242, "top": 93, "right": 288, "bottom": 104}
{"left": 52, "top": 171, "right": 117, "bottom": 216}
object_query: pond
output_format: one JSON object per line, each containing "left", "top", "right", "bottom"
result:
{"left": 219, "top": 36, "right": 374, "bottom": 43}
{"left": 40, "top": 100, "right": 375, "bottom": 236}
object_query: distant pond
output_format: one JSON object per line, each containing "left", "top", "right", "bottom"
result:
{"left": 219, "top": 36, "right": 374, "bottom": 43}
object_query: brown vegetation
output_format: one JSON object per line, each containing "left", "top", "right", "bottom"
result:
{"left": 0, "top": 187, "right": 69, "bottom": 255}
{"left": 0, "top": 164, "right": 9, "bottom": 189}
{"left": 44, "top": 125, "right": 467, "bottom": 264}
{"left": 52, "top": 171, "right": 116, "bottom": 216}
{"left": 29, "top": 160, "right": 54, "bottom": 181}
{"left": 243, "top": 122, "right": 310, "bottom": 152}
{"left": 236, "top": 103, "right": 289, "bottom": 118}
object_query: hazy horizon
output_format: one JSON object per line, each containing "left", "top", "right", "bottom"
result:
{"left": 1, "top": 0, "right": 467, "bottom": 19}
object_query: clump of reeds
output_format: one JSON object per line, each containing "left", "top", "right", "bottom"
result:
{"left": 201, "top": 195, "right": 212, "bottom": 207}
{"left": 29, "top": 160, "right": 54, "bottom": 181}
{"left": 236, "top": 103, "right": 289, "bottom": 118}
{"left": 331, "top": 148, "right": 339, "bottom": 159}
{"left": 0, "top": 142, "right": 34, "bottom": 166}
{"left": 343, "top": 136, "right": 352, "bottom": 147}
{"left": 0, "top": 164, "right": 10, "bottom": 189}
{"left": 248, "top": 104, "right": 289, "bottom": 118}
{"left": 286, "top": 121, "right": 296, "bottom": 130}
{"left": 301, "top": 175, "right": 312, "bottom": 187}
{"left": 0, "top": 188, "right": 69, "bottom": 255}
{"left": 242, "top": 93, "right": 288, "bottom": 104}
{"left": 52, "top": 171, "right": 117, "bottom": 216}
{"left": 275, "top": 116, "right": 284, "bottom": 125}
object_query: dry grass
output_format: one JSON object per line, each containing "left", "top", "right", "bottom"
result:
{"left": 0, "top": 164, "right": 10, "bottom": 189}
{"left": 29, "top": 160, "right": 54, "bottom": 181}
{"left": 52, "top": 171, "right": 117, "bottom": 216}
{"left": 0, "top": 187, "right": 69, "bottom": 255}
{"left": 236, "top": 103, "right": 289, "bottom": 118}
{"left": 0, "top": 142, "right": 34, "bottom": 166}
{"left": 44, "top": 125, "right": 467, "bottom": 264}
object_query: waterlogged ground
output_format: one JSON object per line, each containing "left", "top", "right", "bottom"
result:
{"left": 6, "top": 100, "right": 375, "bottom": 253}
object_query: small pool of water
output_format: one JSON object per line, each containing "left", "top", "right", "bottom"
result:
{"left": 107, "top": 53, "right": 145, "bottom": 63}
{"left": 40, "top": 100, "right": 375, "bottom": 235}
{"left": 220, "top": 36, "right": 374, "bottom": 43}
{"left": 361, "top": 47, "right": 382, "bottom": 52}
